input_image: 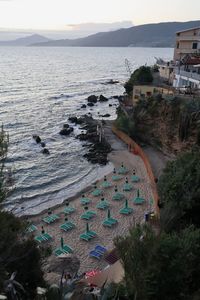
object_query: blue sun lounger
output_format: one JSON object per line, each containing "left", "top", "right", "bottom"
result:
{"left": 89, "top": 250, "right": 102, "bottom": 259}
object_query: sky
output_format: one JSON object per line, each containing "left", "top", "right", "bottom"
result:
{"left": 0, "top": 0, "right": 200, "bottom": 37}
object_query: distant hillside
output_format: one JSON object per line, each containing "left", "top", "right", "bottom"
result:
{"left": 0, "top": 34, "right": 50, "bottom": 46}
{"left": 31, "top": 20, "right": 200, "bottom": 47}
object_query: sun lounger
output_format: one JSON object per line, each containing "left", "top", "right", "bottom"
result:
{"left": 89, "top": 250, "right": 102, "bottom": 259}
{"left": 43, "top": 214, "right": 59, "bottom": 224}
{"left": 81, "top": 211, "right": 96, "bottom": 220}
{"left": 131, "top": 175, "right": 140, "bottom": 182}
{"left": 118, "top": 166, "right": 128, "bottom": 175}
{"left": 63, "top": 207, "right": 76, "bottom": 215}
{"left": 102, "top": 220, "right": 113, "bottom": 227}
{"left": 60, "top": 221, "right": 75, "bottom": 232}
{"left": 80, "top": 233, "right": 92, "bottom": 241}
{"left": 80, "top": 197, "right": 91, "bottom": 205}
{"left": 86, "top": 210, "right": 97, "bottom": 216}
{"left": 95, "top": 245, "right": 107, "bottom": 254}
{"left": 87, "top": 230, "right": 97, "bottom": 238}
{"left": 120, "top": 207, "right": 133, "bottom": 215}
{"left": 27, "top": 224, "right": 37, "bottom": 233}
{"left": 34, "top": 233, "right": 52, "bottom": 243}
{"left": 112, "top": 175, "right": 123, "bottom": 181}
{"left": 133, "top": 197, "right": 145, "bottom": 205}
{"left": 91, "top": 189, "right": 102, "bottom": 197}
{"left": 123, "top": 183, "right": 133, "bottom": 192}
{"left": 112, "top": 192, "right": 125, "bottom": 201}
{"left": 101, "top": 181, "right": 112, "bottom": 188}
{"left": 96, "top": 200, "right": 110, "bottom": 210}
{"left": 54, "top": 244, "right": 73, "bottom": 256}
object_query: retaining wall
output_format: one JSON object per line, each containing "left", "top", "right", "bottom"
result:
{"left": 112, "top": 126, "right": 160, "bottom": 216}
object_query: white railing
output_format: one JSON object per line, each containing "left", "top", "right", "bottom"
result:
{"left": 176, "top": 69, "right": 200, "bottom": 81}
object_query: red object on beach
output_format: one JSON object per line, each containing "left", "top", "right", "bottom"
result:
{"left": 133, "top": 147, "right": 138, "bottom": 155}
{"left": 85, "top": 270, "right": 100, "bottom": 278}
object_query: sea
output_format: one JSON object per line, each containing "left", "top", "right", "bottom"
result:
{"left": 0, "top": 46, "right": 173, "bottom": 216}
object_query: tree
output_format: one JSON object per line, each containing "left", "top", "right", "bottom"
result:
{"left": 158, "top": 149, "right": 200, "bottom": 230}
{"left": 124, "top": 66, "right": 153, "bottom": 94}
{"left": 115, "top": 224, "right": 200, "bottom": 300}
{"left": 0, "top": 126, "right": 45, "bottom": 299}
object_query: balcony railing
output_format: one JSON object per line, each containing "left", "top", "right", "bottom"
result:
{"left": 175, "top": 69, "right": 200, "bottom": 81}
{"left": 176, "top": 35, "right": 200, "bottom": 42}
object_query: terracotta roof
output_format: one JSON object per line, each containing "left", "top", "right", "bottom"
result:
{"left": 176, "top": 26, "right": 200, "bottom": 34}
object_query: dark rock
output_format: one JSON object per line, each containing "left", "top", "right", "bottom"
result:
{"left": 87, "top": 102, "right": 94, "bottom": 107}
{"left": 102, "top": 114, "right": 111, "bottom": 118}
{"left": 105, "top": 79, "right": 119, "bottom": 84}
{"left": 33, "top": 135, "right": 41, "bottom": 144}
{"left": 68, "top": 116, "right": 78, "bottom": 123}
{"left": 99, "top": 95, "right": 108, "bottom": 102}
{"left": 42, "top": 148, "right": 50, "bottom": 155}
{"left": 59, "top": 127, "right": 73, "bottom": 136}
{"left": 81, "top": 104, "right": 87, "bottom": 109}
{"left": 87, "top": 95, "right": 98, "bottom": 103}
{"left": 41, "top": 142, "right": 46, "bottom": 148}
{"left": 76, "top": 117, "right": 85, "bottom": 124}
{"left": 63, "top": 124, "right": 70, "bottom": 129}
{"left": 109, "top": 104, "right": 113, "bottom": 107}
{"left": 112, "top": 95, "right": 124, "bottom": 100}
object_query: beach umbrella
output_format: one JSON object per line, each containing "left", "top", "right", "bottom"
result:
{"left": 61, "top": 237, "right": 64, "bottom": 249}
{"left": 107, "top": 209, "right": 111, "bottom": 219}
{"left": 112, "top": 192, "right": 125, "bottom": 201}
{"left": 125, "top": 199, "right": 128, "bottom": 208}
{"left": 131, "top": 175, "right": 140, "bottom": 182}
{"left": 92, "top": 188, "right": 102, "bottom": 197}
{"left": 123, "top": 182, "right": 132, "bottom": 192}
{"left": 137, "top": 189, "right": 140, "bottom": 197}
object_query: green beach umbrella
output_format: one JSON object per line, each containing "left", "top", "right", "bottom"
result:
{"left": 137, "top": 189, "right": 140, "bottom": 197}
{"left": 107, "top": 209, "right": 111, "bottom": 219}
{"left": 125, "top": 199, "right": 128, "bottom": 208}
{"left": 61, "top": 237, "right": 64, "bottom": 249}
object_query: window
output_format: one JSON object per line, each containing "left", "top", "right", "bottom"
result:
{"left": 177, "top": 42, "right": 180, "bottom": 49}
{"left": 192, "top": 42, "right": 198, "bottom": 49}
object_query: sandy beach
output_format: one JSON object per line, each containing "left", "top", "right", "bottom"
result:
{"left": 28, "top": 122, "right": 155, "bottom": 280}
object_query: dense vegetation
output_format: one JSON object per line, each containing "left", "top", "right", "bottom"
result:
{"left": 124, "top": 66, "right": 153, "bottom": 94}
{"left": 115, "top": 92, "right": 200, "bottom": 153}
{"left": 158, "top": 149, "right": 200, "bottom": 231}
{"left": 0, "top": 127, "right": 45, "bottom": 299}
{"left": 114, "top": 149, "right": 200, "bottom": 300}
{"left": 115, "top": 224, "right": 200, "bottom": 300}
{"left": 114, "top": 90, "right": 200, "bottom": 299}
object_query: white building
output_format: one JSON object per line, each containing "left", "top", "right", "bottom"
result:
{"left": 173, "top": 27, "right": 200, "bottom": 90}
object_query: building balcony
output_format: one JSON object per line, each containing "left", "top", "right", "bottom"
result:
{"left": 175, "top": 69, "right": 200, "bottom": 81}
{"left": 176, "top": 35, "right": 200, "bottom": 42}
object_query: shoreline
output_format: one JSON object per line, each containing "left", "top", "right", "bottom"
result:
{"left": 27, "top": 122, "right": 156, "bottom": 281}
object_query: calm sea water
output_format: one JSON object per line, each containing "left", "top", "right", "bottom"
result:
{"left": 0, "top": 47, "right": 173, "bottom": 215}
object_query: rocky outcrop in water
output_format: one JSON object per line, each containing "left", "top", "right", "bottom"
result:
{"left": 42, "top": 148, "right": 50, "bottom": 155}
{"left": 87, "top": 95, "right": 98, "bottom": 103}
{"left": 33, "top": 135, "right": 41, "bottom": 144}
{"left": 76, "top": 115, "right": 112, "bottom": 165}
{"left": 99, "top": 94, "right": 108, "bottom": 102}
{"left": 59, "top": 123, "right": 74, "bottom": 136}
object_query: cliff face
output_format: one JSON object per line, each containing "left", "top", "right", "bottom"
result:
{"left": 132, "top": 96, "right": 200, "bottom": 155}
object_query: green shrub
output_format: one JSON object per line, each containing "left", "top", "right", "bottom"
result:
{"left": 124, "top": 66, "right": 153, "bottom": 94}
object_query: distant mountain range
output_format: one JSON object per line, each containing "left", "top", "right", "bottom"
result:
{"left": 0, "top": 20, "right": 200, "bottom": 47}
{"left": 0, "top": 34, "right": 50, "bottom": 46}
